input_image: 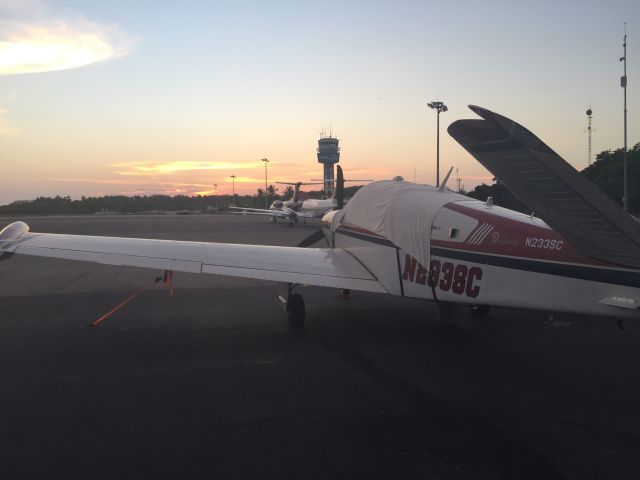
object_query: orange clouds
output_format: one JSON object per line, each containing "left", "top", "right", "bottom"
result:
{"left": 112, "top": 161, "right": 265, "bottom": 176}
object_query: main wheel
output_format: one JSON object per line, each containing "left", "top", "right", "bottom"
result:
{"left": 470, "top": 304, "right": 490, "bottom": 316}
{"left": 286, "top": 294, "right": 305, "bottom": 326}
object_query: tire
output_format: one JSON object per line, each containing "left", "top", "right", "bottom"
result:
{"left": 287, "top": 294, "right": 305, "bottom": 326}
{"left": 470, "top": 304, "right": 490, "bottom": 316}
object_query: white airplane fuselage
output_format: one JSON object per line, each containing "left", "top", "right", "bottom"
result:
{"left": 322, "top": 192, "right": 640, "bottom": 319}
{"left": 300, "top": 198, "right": 337, "bottom": 217}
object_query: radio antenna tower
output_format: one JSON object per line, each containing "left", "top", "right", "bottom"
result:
{"left": 585, "top": 107, "right": 594, "bottom": 166}
{"left": 620, "top": 23, "right": 629, "bottom": 212}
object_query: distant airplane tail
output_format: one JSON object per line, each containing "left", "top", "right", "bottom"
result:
{"left": 275, "top": 181, "right": 322, "bottom": 204}
{"left": 292, "top": 183, "right": 302, "bottom": 203}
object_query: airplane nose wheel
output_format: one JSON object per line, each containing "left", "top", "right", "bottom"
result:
{"left": 286, "top": 294, "right": 305, "bottom": 326}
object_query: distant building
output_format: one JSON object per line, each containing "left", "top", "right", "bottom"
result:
{"left": 317, "top": 135, "right": 340, "bottom": 196}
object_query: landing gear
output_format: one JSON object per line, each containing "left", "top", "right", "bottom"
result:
{"left": 470, "top": 304, "right": 490, "bottom": 316}
{"left": 271, "top": 217, "right": 277, "bottom": 223}
{"left": 434, "top": 303, "right": 462, "bottom": 333}
{"left": 286, "top": 293, "right": 305, "bottom": 326}
{"left": 436, "top": 302, "right": 458, "bottom": 325}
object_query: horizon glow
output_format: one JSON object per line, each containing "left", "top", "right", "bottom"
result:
{"left": 0, "top": 0, "right": 638, "bottom": 205}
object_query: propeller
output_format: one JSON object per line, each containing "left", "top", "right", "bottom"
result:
{"left": 335, "top": 165, "right": 345, "bottom": 210}
{"left": 310, "top": 178, "right": 373, "bottom": 182}
{"left": 297, "top": 228, "right": 326, "bottom": 248}
{"left": 276, "top": 181, "right": 324, "bottom": 185}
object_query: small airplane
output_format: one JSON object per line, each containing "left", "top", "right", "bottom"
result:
{"left": 229, "top": 181, "right": 322, "bottom": 226}
{"left": 300, "top": 176, "right": 373, "bottom": 217}
{"left": 230, "top": 174, "right": 371, "bottom": 225}
{"left": 2, "top": 105, "right": 639, "bottom": 328}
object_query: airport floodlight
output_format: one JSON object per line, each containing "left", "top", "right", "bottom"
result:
{"left": 428, "top": 101, "right": 448, "bottom": 187}
{"left": 261, "top": 158, "right": 269, "bottom": 208}
{"left": 230, "top": 175, "right": 236, "bottom": 202}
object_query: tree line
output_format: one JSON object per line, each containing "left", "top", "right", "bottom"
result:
{"left": 1, "top": 144, "right": 637, "bottom": 215}
{"left": 0, "top": 184, "right": 353, "bottom": 215}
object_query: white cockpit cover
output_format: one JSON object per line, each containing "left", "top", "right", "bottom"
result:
{"left": 331, "top": 181, "right": 463, "bottom": 267}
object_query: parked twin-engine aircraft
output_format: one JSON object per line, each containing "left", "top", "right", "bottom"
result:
{"left": 300, "top": 175, "right": 372, "bottom": 217}
{"left": 229, "top": 181, "right": 323, "bottom": 225}
{"left": 2, "top": 105, "right": 639, "bottom": 326}
{"left": 230, "top": 173, "right": 372, "bottom": 225}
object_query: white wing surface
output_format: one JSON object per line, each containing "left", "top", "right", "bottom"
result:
{"left": 229, "top": 206, "right": 317, "bottom": 219}
{"left": 0, "top": 222, "right": 386, "bottom": 293}
{"left": 229, "top": 207, "right": 289, "bottom": 217}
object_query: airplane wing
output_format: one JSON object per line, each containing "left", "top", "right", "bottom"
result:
{"left": 229, "top": 207, "right": 288, "bottom": 217}
{"left": 294, "top": 210, "right": 322, "bottom": 219}
{"left": 0, "top": 222, "right": 386, "bottom": 293}
{"left": 448, "top": 105, "right": 640, "bottom": 270}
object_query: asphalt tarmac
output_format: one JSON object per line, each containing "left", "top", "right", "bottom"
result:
{"left": 1, "top": 214, "right": 639, "bottom": 479}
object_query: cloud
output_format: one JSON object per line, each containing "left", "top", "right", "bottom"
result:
{"left": 0, "top": 1, "right": 137, "bottom": 75}
{"left": 0, "top": 106, "right": 19, "bottom": 137}
{"left": 47, "top": 176, "right": 222, "bottom": 197}
{"left": 112, "top": 161, "right": 266, "bottom": 176}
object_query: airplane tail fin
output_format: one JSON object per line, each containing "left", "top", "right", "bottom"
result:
{"left": 291, "top": 183, "right": 302, "bottom": 203}
{"left": 335, "top": 165, "right": 345, "bottom": 209}
{"left": 448, "top": 105, "right": 640, "bottom": 269}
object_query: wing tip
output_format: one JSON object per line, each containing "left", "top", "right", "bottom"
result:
{"left": 0, "top": 221, "right": 29, "bottom": 243}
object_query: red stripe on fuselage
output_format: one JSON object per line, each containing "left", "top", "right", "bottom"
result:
{"left": 441, "top": 203, "right": 613, "bottom": 267}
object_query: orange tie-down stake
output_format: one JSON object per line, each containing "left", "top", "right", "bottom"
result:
{"left": 89, "top": 270, "right": 174, "bottom": 327}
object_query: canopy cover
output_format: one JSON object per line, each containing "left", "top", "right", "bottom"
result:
{"left": 331, "top": 180, "right": 463, "bottom": 267}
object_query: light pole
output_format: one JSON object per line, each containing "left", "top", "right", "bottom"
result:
{"left": 261, "top": 158, "right": 269, "bottom": 209}
{"left": 428, "top": 101, "right": 448, "bottom": 187}
{"left": 620, "top": 29, "right": 629, "bottom": 212}
{"left": 214, "top": 183, "right": 218, "bottom": 212}
{"left": 230, "top": 175, "right": 236, "bottom": 205}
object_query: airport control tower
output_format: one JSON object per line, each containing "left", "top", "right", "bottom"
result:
{"left": 317, "top": 133, "right": 340, "bottom": 196}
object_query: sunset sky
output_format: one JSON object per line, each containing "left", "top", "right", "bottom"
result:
{"left": 0, "top": 0, "right": 638, "bottom": 205}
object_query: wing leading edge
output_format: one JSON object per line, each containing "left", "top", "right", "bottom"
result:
{"left": 229, "top": 207, "right": 317, "bottom": 219}
{"left": 448, "top": 105, "right": 640, "bottom": 270}
{"left": 0, "top": 222, "right": 386, "bottom": 293}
